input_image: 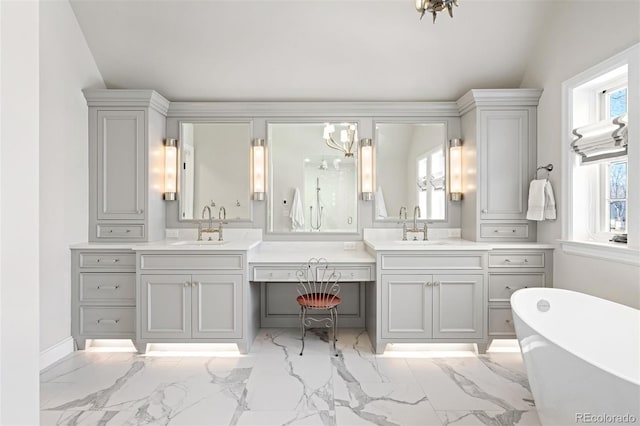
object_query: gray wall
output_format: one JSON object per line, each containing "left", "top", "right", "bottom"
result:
{"left": 520, "top": 0, "right": 640, "bottom": 308}
{"left": 39, "top": 1, "right": 105, "bottom": 353}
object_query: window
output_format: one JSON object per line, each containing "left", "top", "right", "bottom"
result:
{"left": 600, "top": 85, "right": 628, "bottom": 233}
{"left": 562, "top": 43, "right": 638, "bottom": 265}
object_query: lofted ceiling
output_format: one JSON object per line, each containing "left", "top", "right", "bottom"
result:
{"left": 69, "top": 0, "right": 552, "bottom": 102}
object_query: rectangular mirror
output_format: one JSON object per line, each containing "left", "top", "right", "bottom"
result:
{"left": 268, "top": 122, "right": 359, "bottom": 233}
{"left": 179, "top": 122, "right": 252, "bottom": 221}
{"left": 375, "top": 122, "right": 447, "bottom": 221}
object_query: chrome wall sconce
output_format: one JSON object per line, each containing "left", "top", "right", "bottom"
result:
{"left": 163, "top": 138, "right": 178, "bottom": 200}
{"left": 324, "top": 123, "right": 357, "bottom": 157}
{"left": 360, "top": 138, "right": 374, "bottom": 201}
{"left": 252, "top": 138, "right": 266, "bottom": 201}
{"left": 449, "top": 138, "right": 463, "bottom": 201}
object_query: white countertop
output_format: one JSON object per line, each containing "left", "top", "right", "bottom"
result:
{"left": 363, "top": 238, "right": 492, "bottom": 251}
{"left": 70, "top": 239, "right": 262, "bottom": 251}
{"left": 249, "top": 242, "right": 375, "bottom": 264}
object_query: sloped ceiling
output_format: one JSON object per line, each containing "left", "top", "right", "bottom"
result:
{"left": 69, "top": 0, "right": 551, "bottom": 102}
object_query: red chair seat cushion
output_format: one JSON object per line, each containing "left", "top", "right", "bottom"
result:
{"left": 296, "top": 293, "right": 341, "bottom": 309}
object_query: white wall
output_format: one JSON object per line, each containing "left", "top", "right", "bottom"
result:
{"left": 39, "top": 0, "right": 105, "bottom": 356}
{"left": 520, "top": 1, "right": 640, "bottom": 308}
{"left": 0, "top": 1, "right": 40, "bottom": 423}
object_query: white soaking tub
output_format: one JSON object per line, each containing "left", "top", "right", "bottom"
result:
{"left": 511, "top": 288, "right": 640, "bottom": 426}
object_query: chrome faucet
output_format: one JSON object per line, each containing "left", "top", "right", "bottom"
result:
{"left": 399, "top": 207, "right": 408, "bottom": 241}
{"left": 217, "top": 206, "right": 227, "bottom": 241}
{"left": 406, "top": 206, "right": 428, "bottom": 241}
{"left": 198, "top": 205, "right": 222, "bottom": 241}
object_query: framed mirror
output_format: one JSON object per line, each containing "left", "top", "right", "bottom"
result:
{"left": 268, "top": 122, "right": 359, "bottom": 233}
{"left": 179, "top": 122, "right": 252, "bottom": 221}
{"left": 375, "top": 122, "right": 447, "bottom": 221}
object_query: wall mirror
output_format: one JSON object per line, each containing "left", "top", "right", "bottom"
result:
{"left": 375, "top": 122, "right": 447, "bottom": 221}
{"left": 179, "top": 122, "right": 252, "bottom": 221}
{"left": 268, "top": 122, "right": 359, "bottom": 233}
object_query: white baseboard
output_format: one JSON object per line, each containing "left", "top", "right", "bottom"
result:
{"left": 40, "top": 337, "right": 74, "bottom": 371}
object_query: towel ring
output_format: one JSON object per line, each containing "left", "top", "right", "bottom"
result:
{"left": 535, "top": 164, "right": 553, "bottom": 179}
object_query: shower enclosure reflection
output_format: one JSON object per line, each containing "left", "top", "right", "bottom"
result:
{"left": 269, "top": 123, "right": 358, "bottom": 233}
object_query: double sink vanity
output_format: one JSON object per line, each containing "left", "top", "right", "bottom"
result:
{"left": 70, "top": 230, "right": 553, "bottom": 354}
{"left": 72, "top": 87, "right": 552, "bottom": 355}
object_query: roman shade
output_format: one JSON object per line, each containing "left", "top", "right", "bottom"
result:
{"left": 571, "top": 113, "right": 628, "bottom": 164}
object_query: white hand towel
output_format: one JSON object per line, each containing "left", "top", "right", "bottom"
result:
{"left": 376, "top": 186, "right": 388, "bottom": 219}
{"left": 526, "top": 179, "right": 546, "bottom": 221}
{"left": 289, "top": 188, "right": 305, "bottom": 231}
{"left": 544, "top": 180, "right": 556, "bottom": 220}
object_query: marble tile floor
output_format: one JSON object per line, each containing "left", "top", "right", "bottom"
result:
{"left": 40, "top": 329, "right": 540, "bottom": 426}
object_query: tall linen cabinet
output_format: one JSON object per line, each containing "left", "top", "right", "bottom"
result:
{"left": 83, "top": 89, "right": 168, "bottom": 242}
{"left": 457, "top": 89, "right": 543, "bottom": 242}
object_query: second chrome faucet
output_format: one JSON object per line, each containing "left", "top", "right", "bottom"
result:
{"left": 400, "top": 205, "right": 428, "bottom": 241}
{"left": 197, "top": 205, "right": 225, "bottom": 241}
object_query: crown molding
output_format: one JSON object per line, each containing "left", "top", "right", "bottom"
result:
{"left": 456, "top": 89, "right": 543, "bottom": 115}
{"left": 167, "top": 101, "right": 460, "bottom": 118}
{"left": 82, "top": 89, "right": 170, "bottom": 115}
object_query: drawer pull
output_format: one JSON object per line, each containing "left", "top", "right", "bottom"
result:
{"left": 97, "top": 285, "right": 120, "bottom": 290}
{"left": 494, "top": 229, "right": 516, "bottom": 234}
{"left": 97, "top": 319, "right": 119, "bottom": 325}
{"left": 504, "top": 258, "right": 528, "bottom": 265}
{"left": 505, "top": 285, "right": 512, "bottom": 290}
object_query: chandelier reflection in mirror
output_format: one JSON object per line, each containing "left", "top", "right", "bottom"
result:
{"left": 323, "top": 123, "right": 357, "bottom": 157}
{"left": 416, "top": 0, "right": 459, "bottom": 23}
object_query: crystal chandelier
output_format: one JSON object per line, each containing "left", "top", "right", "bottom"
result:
{"left": 323, "top": 123, "right": 357, "bottom": 157}
{"left": 416, "top": 0, "right": 459, "bottom": 23}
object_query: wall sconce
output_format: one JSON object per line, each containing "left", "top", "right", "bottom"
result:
{"left": 360, "top": 138, "right": 374, "bottom": 201}
{"left": 252, "top": 138, "right": 266, "bottom": 201}
{"left": 163, "top": 138, "right": 177, "bottom": 200}
{"left": 449, "top": 138, "right": 463, "bottom": 201}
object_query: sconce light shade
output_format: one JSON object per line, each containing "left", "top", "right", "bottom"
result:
{"left": 360, "top": 138, "right": 374, "bottom": 201}
{"left": 449, "top": 138, "right": 463, "bottom": 201}
{"left": 163, "top": 138, "right": 178, "bottom": 201}
{"left": 252, "top": 138, "right": 266, "bottom": 201}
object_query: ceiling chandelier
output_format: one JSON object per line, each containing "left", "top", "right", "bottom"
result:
{"left": 323, "top": 123, "right": 357, "bottom": 157}
{"left": 416, "top": 0, "right": 459, "bottom": 23}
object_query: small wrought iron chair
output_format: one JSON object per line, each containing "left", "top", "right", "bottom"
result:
{"left": 296, "top": 258, "right": 341, "bottom": 356}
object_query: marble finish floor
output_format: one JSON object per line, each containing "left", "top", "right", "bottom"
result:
{"left": 40, "top": 329, "right": 540, "bottom": 426}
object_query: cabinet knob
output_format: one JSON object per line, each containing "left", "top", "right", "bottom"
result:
{"left": 184, "top": 282, "right": 190, "bottom": 287}
{"left": 193, "top": 282, "right": 199, "bottom": 287}
{"left": 482, "top": 209, "right": 488, "bottom": 213}
{"left": 113, "top": 258, "right": 119, "bottom": 263}
{"left": 425, "top": 282, "right": 431, "bottom": 287}
{"left": 434, "top": 281, "right": 440, "bottom": 286}
{"left": 137, "top": 209, "right": 144, "bottom": 214}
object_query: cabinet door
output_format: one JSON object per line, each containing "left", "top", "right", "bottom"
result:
{"left": 191, "top": 274, "right": 243, "bottom": 339}
{"left": 140, "top": 274, "right": 191, "bottom": 339}
{"left": 432, "top": 274, "right": 484, "bottom": 339}
{"left": 97, "top": 110, "right": 145, "bottom": 220}
{"left": 479, "top": 109, "right": 530, "bottom": 220}
{"left": 381, "top": 274, "right": 432, "bottom": 339}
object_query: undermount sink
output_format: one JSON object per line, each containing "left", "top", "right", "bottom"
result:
{"left": 392, "top": 240, "right": 448, "bottom": 245}
{"left": 172, "top": 240, "right": 229, "bottom": 246}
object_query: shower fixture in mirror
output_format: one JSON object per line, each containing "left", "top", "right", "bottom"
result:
{"left": 375, "top": 122, "right": 447, "bottom": 222}
{"left": 268, "top": 123, "right": 359, "bottom": 233}
{"left": 179, "top": 122, "right": 252, "bottom": 221}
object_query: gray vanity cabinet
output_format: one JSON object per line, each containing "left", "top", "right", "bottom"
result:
{"left": 84, "top": 90, "right": 169, "bottom": 242}
{"left": 71, "top": 248, "right": 137, "bottom": 349}
{"left": 140, "top": 273, "right": 243, "bottom": 340}
{"left": 381, "top": 273, "right": 484, "bottom": 340}
{"left": 457, "top": 89, "right": 543, "bottom": 242}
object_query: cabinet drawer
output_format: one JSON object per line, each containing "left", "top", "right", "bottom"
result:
{"left": 253, "top": 267, "right": 298, "bottom": 282}
{"left": 140, "top": 254, "right": 243, "bottom": 270}
{"left": 96, "top": 224, "right": 144, "bottom": 239}
{"left": 488, "top": 252, "right": 544, "bottom": 268}
{"left": 79, "top": 306, "right": 135, "bottom": 335}
{"left": 79, "top": 273, "right": 136, "bottom": 303}
{"left": 480, "top": 224, "right": 529, "bottom": 239}
{"left": 79, "top": 252, "right": 136, "bottom": 268}
{"left": 488, "top": 307, "right": 516, "bottom": 336}
{"left": 381, "top": 254, "right": 484, "bottom": 270}
{"left": 488, "top": 273, "right": 545, "bottom": 301}
{"left": 327, "top": 266, "right": 372, "bottom": 282}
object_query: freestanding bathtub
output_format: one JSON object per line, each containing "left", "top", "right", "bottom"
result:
{"left": 511, "top": 288, "right": 639, "bottom": 426}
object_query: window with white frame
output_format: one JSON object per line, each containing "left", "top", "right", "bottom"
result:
{"left": 562, "top": 43, "right": 638, "bottom": 264}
